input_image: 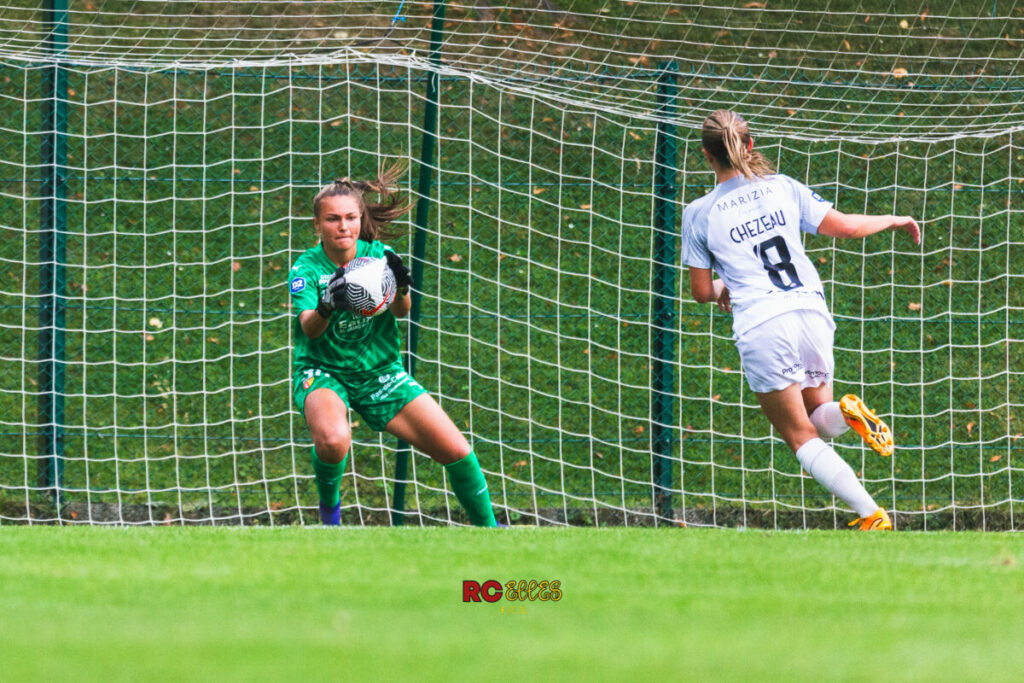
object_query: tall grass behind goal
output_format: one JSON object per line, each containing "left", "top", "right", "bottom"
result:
{"left": 1, "top": 1, "right": 1021, "bottom": 529}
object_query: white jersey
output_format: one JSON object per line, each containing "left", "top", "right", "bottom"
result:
{"left": 681, "top": 173, "right": 833, "bottom": 336}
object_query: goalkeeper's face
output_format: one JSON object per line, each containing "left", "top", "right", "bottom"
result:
{"left": 316, "top": 195, "right": 362, "bottom": 255}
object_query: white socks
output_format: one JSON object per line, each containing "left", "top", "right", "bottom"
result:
{"left": 795, "top": 438, "right": 878, "bottom": 517}
{"left": 809, "top": 402, "right": 849, "bottom": 439}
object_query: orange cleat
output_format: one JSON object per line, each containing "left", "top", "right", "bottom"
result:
{"left": 840, "top": 394, "right": 894, "bottom": 457}
{"left": 848, "top": 508, "right": 893, "bottom": 531}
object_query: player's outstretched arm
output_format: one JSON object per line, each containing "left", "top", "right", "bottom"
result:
{"left": 817, "top": 209, "right": 921, "bottom": 244}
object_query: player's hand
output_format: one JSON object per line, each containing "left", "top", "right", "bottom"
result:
{"left": 316, "top": 266, "right": 347, "bottom": 318}
{"left": 384, "top": 250, "right": 413, "bottom": 292}
{"left": 716, "top": 287, "right": 731, "bottom": 313}
{"left": 327, "top": 267, "right": 349, "bottom": 310}
{"left": 893, "top": 216, "right": 921, "bottom": 245}
{"left": 711, "top": 278, "right": 731, "bottom": 313}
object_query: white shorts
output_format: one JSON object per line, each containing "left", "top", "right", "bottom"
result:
{"left": 734, "top": 309, "right": 837, "bottom": 394}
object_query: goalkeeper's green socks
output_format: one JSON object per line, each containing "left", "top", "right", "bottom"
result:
{"left": 444, "top": 451, "right": 497, "bottom": 527}
{"left": 311, "top": 446, "right": 347, "bottom": 508}
{"left": 313, "top": 447, "right": 496, "bottom": 527}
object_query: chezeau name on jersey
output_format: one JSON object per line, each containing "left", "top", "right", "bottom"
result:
{"left": 728, "top": 209, "right": 787, "bottom": 244}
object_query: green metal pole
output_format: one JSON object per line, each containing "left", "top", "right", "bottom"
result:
{"left": 38, "top": 0, "right": 69, "bottom": 511}
{"left": 651, "top": 62, "right": 679, "bottom": 525}
{"left": 392, "top": 0, "right": 447, "bottom": 526}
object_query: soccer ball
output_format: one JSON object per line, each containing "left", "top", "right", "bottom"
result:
{"left": 343, "top": 256, "right": 397, "bottom": 317}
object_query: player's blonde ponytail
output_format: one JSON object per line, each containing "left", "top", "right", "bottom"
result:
{"left": 701, "top": 110, "right": 774, "bottom": 179}
{"left": 312, "top": 160, "right": 413, "bottom": 241}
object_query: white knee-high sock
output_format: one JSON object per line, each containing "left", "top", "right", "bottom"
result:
{"left": 809, "top": 402, "right": 849, "bottom": 439}
{"left": 795, "top": 438, "right": 877, "bottom": 517}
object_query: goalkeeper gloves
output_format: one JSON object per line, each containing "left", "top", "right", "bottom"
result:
{"left": 315, "top": 267, "right": 348, "bottom": 318}
{"left": 385, "top": 250, "right": 413, "bottom": 295}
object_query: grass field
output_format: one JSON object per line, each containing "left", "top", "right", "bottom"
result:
{"left": 2, "top": 526, "right": 1023, "bottom": 682}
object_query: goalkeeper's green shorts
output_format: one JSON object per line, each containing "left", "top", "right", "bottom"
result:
{"left": 293, "top": 362, "right": 427, "bottom": 432}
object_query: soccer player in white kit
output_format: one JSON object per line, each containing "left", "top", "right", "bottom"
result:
{"left": 681, "top": 110, "right": 921, "bottom": 531}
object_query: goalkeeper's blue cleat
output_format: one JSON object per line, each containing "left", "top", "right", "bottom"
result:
{"left": 318, "top": 502, "right": 341, "bottom": 526}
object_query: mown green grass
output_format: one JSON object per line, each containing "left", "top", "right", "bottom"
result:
{"left": 1, "top": 526, "right": 1023, "bottom": 682}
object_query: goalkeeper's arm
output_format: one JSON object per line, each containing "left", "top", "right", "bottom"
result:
{"left": 385, "top": 250, "right": 413, "bottom": 318}
{"left": 300, "top": 310, "right": 330, "bottom": 339}
{"left": 300, "top": 268, "right": 347, "bottom": 338}
{"left": 389, "top": 288, "right": 412, "bottom": 318}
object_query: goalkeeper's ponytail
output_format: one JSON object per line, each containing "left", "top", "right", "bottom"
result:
{"left": 701, "top": 110, "right": 774, "bottom": 180}
{"left": 312, "top": 160, "right": 414, "bottom": 241}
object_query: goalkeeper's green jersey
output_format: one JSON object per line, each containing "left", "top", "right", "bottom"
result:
{"left": 289, "top": 240, "right": 402, "bottom": 379}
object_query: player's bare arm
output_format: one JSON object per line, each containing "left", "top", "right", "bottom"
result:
{"left": 299, "top": 309, "right": 329, "bottom": 339}
{"left": 817, "top": 209, "right": 921, "bottom": 244}
{"left": 385, "top": 249, "right": 413, "bottom": 318}
{"left": 388, "top": 290, "right": 412, "bottom": 318}
{"left": 689, "top": 268, "right": 731, "bottom": 312}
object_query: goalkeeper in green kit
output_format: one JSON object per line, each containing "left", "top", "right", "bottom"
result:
{"left": 289, "top": 163, "right": 497, "bottom": 527}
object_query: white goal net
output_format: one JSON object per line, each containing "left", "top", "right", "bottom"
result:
{"left": 0, "top": 1, "right": 1020, "bottom": 529}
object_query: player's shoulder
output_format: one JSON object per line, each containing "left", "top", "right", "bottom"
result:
{"left": 356, "top": 239, "right": 390, "bottom": 259}
{"left": 681, "top": 190, "right": 717, "bottom": 229}
{"left": 288, "top": 244, "right": 328, "bottom": 295}
{"left": 766, "top": 173, "right": 810, "bottom": 194}
{"left": 291, "top": 243, "right": 323, "bottom": 268}
{"left": 770, "top": 173, "right": 831, "bottom": 207}
{"left": 684, "top": 189, "right": 718, "bottom": 214}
